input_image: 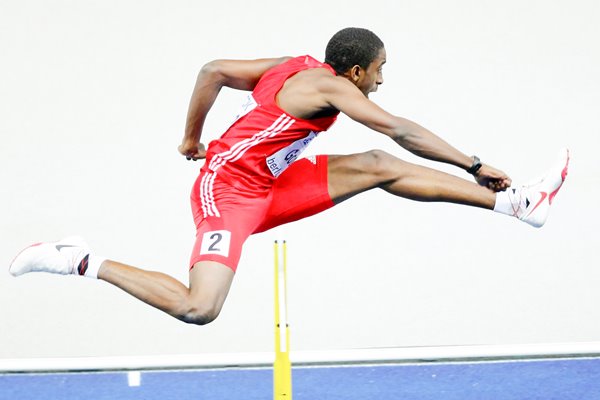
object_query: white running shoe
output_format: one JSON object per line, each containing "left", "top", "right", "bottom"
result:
{"left": 517, "top": 148, "right": 570, "bottom": 228}
{"left": 9, "top": 236, "right": 90, "bottom": 277}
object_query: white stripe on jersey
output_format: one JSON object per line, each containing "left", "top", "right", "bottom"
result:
{"left": 208, "top": 113, "right": 295, "bottom": 172}
{"left": 214, "top": 114, "right": 287, "bottom": 166}
{"left": 200, "top": 113, "right": 296, "bottom": 218}
{"left": 228, "top": 116, "right": 293, "bottom": 163}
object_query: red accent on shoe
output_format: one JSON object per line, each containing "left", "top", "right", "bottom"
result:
{"left": 550, "top": 150, "right": 569, "bottom": 205}
{"left": 77, "top": 254, "right": 89, "bottom": 276}
{"left": 527, "top": 191, "right": 548, "bottom": 216}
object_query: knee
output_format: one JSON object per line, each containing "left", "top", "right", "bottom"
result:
{"left": 180, "top": 303, "right": 222, "bottom": 326}
{"left": 359, "top": 150, "right": 400, "bottom": 179}
{"left": 363, "top": 149, "right": 388, "bottom": 168}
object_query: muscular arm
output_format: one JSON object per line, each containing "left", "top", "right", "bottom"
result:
{"left": 179, "top": 57, "right": 292, "bottom": 160}
{"left": 322, "top": 77, "right": 511, "bottom": 189}
{"left": 323, "top": 77, "right": 471, "bottom": 168}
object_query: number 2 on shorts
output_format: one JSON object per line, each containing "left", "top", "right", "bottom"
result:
{"left": 199, "top": 230, "right": 231, "bottom": 257}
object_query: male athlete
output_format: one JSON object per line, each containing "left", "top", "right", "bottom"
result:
{"left": 10, "top": 28, "right": 569, "bottom": 325}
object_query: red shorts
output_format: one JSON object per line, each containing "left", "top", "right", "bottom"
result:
{"left": 189, "top": 155, "right": 333, "bottom": 271}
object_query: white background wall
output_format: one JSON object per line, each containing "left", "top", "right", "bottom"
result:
{"left": 1, "top": 0, "right": 598, "bottom": 359}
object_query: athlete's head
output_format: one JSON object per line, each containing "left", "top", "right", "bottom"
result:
{"left": 325, "top": 27, "right": 386, "bottom": 97}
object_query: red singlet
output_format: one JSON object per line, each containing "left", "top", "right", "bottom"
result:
{"left": 190, "top": 55, "right": 339, "bottom": 271}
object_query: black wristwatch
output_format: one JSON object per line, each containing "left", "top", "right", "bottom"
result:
{"left": 466, "top": 155, "right": 482, "bottom": 175}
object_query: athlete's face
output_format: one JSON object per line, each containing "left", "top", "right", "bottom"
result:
{"left": 355, "top": 47, "right": 386, "bottom": 97}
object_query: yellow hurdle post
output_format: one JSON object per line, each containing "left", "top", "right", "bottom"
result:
{"left": 274, "top": 240, "right": 292, "bottom": 399}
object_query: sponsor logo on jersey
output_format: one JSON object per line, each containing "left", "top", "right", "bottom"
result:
{"left": 232, "top": 94, "right": 258, "bottom": 123}
{"left": 266, "top": 131, "right": 318, "bottom": 177}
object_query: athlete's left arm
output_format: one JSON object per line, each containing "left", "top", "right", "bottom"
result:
{"left": 179, "top": 57, "right": 292, "bottom": 160}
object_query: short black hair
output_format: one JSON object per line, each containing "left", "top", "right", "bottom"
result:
{"left": 325, "top": 27, "right": 384, "bottom": 75}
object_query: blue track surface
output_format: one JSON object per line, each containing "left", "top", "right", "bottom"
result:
{"left": 2, "top": 357, "right": 600, "bottom": 400}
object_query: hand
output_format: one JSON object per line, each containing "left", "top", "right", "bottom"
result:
{"left": 473, "top": 164, "right": 512, "bottom": 192}
{"left": 178, "top": 141, "right": 206, "bottom": 161}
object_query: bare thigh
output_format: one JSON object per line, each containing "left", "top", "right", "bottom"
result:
{"left": 327, "top": 150, "right": 405, "bottom": 204}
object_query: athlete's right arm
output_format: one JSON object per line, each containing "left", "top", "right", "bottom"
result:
{"left": 179, "top": 57, "right": 292, "bottom": 160}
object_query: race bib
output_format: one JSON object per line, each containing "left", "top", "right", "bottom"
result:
{"left": 266, "top": 131, "right": 318, "bottom": 177}
{"left": 199, "top": 230, "right": 231, "bottom": 257}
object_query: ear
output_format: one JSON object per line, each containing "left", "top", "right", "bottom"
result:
{"left": 349, "top": 65, "right": 362, "bottom": 82}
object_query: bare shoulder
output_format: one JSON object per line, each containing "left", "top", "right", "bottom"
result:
{"left": 287, "top": 68, "right": 359, "bottom": 101}
{"left": 277, "top": 67, "right": 347, "bottom": 119}
{"left": 298, "top": 68, "right": 351, "bottom": 89}
{"left": 287, "top": 67, "right": 334, "bottom": 85}
{"left": 310, "top": 70, "right": 364, "bottom": 100}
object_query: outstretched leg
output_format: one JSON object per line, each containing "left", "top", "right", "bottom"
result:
{"left": 253, "top": 150, "right": 568, "bottom": 233}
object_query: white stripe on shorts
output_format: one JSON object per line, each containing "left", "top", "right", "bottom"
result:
{"left": 200, "top": 171, "right": 220, "bottom": 218}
